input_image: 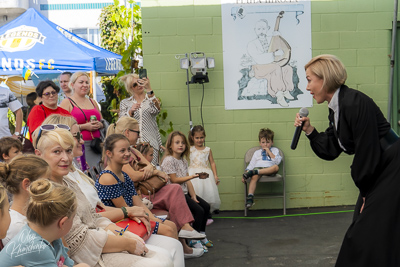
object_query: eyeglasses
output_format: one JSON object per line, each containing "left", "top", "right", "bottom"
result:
{"left": 132, "top": 82, "right": 138, "bottom": 88}
{"left": 36, "top": 124, "right": 70, "bottom": 148}
{"left": 42, "top": 91, "right": 58, "bottom": 98}
{"left": 72, "top": 131, "right": 83, "bottom": 142}
{"left": 129, "top": 129, "right": 140, "bottom": 135}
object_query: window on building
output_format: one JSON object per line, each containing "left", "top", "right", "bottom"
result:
{"left": 70, "top": 28, "right": 100, "bottom": 46}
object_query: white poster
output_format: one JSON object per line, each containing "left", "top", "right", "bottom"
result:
{"left": 221, "top": 0, "right": 312, "bottom": 110}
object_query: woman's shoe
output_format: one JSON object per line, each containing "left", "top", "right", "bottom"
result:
{"left": 202, "top": 240, "right": 214, "bottom": 248}
{"left": 178, "top": 229, "right": 206, "bottom": 239}
{"left": 206, "top": 219, "right": 214, "bottom": 226}
{"left": 184, "top": 247, "right": 204, "bottom": 258}
{"left": 189, "top": 240, "right": 208, "bottom": 253}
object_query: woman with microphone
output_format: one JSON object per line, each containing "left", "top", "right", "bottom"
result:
{"left": 294, "top": 54, "right": 400, "bottom": 266}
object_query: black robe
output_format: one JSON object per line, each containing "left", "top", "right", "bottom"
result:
{"left": 307, "top": 85, "right": 400, "bottom": 266}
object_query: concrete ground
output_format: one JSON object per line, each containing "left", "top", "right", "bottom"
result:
{"left": 186, "top": 206, "right": 355, "bottom": 267}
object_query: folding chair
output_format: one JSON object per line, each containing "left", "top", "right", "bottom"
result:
{"left": 243, "top": 146, "right": 286, "bottom": 216}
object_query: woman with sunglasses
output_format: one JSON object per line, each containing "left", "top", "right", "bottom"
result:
{"left": 60, "top": 72, "right": 103, "bottom": 168}
{"left": 119, "top": 73, "right": 163, "bottom": 165}
{"left": 34, "top": 127, "right": 173, "bottom": 267}
{"left": 40, "top": 114, "right": 185, "bottom": 267}
{"left": 106, "top": 117, "right": 205, "bottom": 258}
{"left": 27, "top": 80, "right": 70, "bottom": 140}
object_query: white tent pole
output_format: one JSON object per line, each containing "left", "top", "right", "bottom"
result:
{"left": 388, "top": 0, "right": 399, "bottom": 123}
{"left": 91, "top": 71, "right": 97, "bottom": 102}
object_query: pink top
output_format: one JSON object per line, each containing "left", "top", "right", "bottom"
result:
{"left": 69, "top": 100, "right": 101, "bottom": 141}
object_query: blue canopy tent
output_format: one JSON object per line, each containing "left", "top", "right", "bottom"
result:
{"left": 0, "top": 8, "right": 122, "bottom": 101}
{"left": 0, "top": 8, "right": 123, "bottom": 76}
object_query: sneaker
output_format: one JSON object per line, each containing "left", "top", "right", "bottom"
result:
{"left": 206, "top": 219, "right": 214, "bottom": 226}
{"left": 178, "top": 229, "right": 206, "bottom": 239}
{"left": 246, "top": 195, "right": 254, "bottom": 208}
{"left": 243, "top": 171, "right": 252, "bottom": 179}
{"left": 184, "top": 247, "right": 204, "bottom": 258}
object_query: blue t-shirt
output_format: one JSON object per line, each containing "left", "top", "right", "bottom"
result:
{"left": 0, "top": 224, "right": 74, "bottom": 267}
{"left": 95, "top": 169, "right": 138, "bottom": 207}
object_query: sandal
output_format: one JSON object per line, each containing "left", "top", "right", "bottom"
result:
{"left": 202, "top": 240, "right": 214, "bottom": 248}
{"left": 189, "top": 240, "right": 208, "bottom": 253}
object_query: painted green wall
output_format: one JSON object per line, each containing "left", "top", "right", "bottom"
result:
{"left": 141, "top": 0, "right": 394, "bottom": 210}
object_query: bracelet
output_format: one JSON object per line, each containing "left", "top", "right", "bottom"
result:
{"left": 121, "top": 206, "right": 128, "bottom": 219}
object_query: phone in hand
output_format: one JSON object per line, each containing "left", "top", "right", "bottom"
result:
{"left": 139, "top": 68, "right": 147, "bottom": 79}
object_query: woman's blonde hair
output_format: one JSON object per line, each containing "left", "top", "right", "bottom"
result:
{"left": 36, "top": 128, "right": 74, "bottom": 152}
{"left": 162, "top": 131, "right": 189, "bottom": 162}
{"left": 27, "top": 179, "right": 76, "bottom": 227}
{"left": 69, "top": 71, "right": 90, "bottom": 94}
{"left": 0, "top": 184, "right": 7, "bottom": 215}
{"left": 119, "top": 73, "right": 139, "bottom": 96}
{"left": 106, "top": 116, "right": 139, "bottom": 138}
{"left": 42, "top": 114, "right": 77, "bottom": 129}
{"left": 39, "top": 116, "right": 94, "bottom": 185}
{"left": 0, "top": 155, "right": 50, "bottom": 194}
{"left": 304, "top": 54, "right": 347, "bottom": 94}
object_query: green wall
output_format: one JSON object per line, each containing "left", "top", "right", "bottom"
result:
{"left": 141, "top": 0, "right": 394, "bottom": 211}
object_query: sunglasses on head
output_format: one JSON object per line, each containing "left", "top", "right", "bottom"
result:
{"left": 36, "top": 124, "right": 70, "bottom": 148}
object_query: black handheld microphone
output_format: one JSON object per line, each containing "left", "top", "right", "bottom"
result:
{"left": 291, "top": 107, "right": 309, "bottom": 150}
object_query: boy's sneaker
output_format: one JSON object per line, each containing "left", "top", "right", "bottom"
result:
{"left": 246, "top": 195, "right": 254, "bottom": 208}
{"left": 243, "top": 170, "right": 252, "bottom": 179}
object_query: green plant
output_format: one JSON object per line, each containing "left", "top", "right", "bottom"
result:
{"left": 99, "top": 0, "right": 173, "bottom": 134}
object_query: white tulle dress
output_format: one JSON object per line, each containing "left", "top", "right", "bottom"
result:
{"left": 188, "top": 146, "right": 221, "bottom": 212}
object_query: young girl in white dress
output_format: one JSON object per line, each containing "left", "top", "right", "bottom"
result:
{"left": 188, "top": 126, "right": 221, "bottom": 214}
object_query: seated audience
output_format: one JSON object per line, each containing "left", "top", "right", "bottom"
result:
{"left": 106, "top": 117, "right": 206, "bottom": 258}
{"left": 161, "top": 131, "right": 212, "bottom": 252}
{"left": 0, "top": 179, "right": 89, "bottom": 267}
{"left": 40, "top": 114, "right": 184, "bottom": 266}
{"left": 34, "top": 127, "right": 173, "bottom": 267}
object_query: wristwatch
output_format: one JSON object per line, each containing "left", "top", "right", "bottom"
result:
{"left": 14, "top": 132, "right": 20, "bottom": 136}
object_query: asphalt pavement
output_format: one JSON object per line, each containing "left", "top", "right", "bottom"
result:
{"left": 186, "top": 206, "right": 354, "bottom": 267}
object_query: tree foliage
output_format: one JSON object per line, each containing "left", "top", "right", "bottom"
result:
{"left": 99, "top": 0, "right": 173, "bottom": 138}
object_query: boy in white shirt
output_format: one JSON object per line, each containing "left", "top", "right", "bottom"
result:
{"left": 242, "top": 128, "right": 282, "bottom": 208}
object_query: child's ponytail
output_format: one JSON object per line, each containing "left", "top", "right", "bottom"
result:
{"left": 0, "top": 184, "right": 7, "bottom": 214}
{"left": 0, "top": 155, "right": 49, "bottom": 195}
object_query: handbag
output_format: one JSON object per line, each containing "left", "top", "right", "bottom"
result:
{"left": 115, "top": 219, "right": 156, "bottom": 241}
{"left": 68, "top": 97, "right": 103, "bottom": 154}
{"left": 137, "top": 175, "right": 167, "bottom": 198}
{"left": 90, "top": 137, "right": 102, "bottom": 154}
{"left": 133, "top": 162, "right": 167, "bottom": 198}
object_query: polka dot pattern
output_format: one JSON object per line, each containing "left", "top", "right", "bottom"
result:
{"left": 95, "top": 170, "right": 137, "bottom": 207}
